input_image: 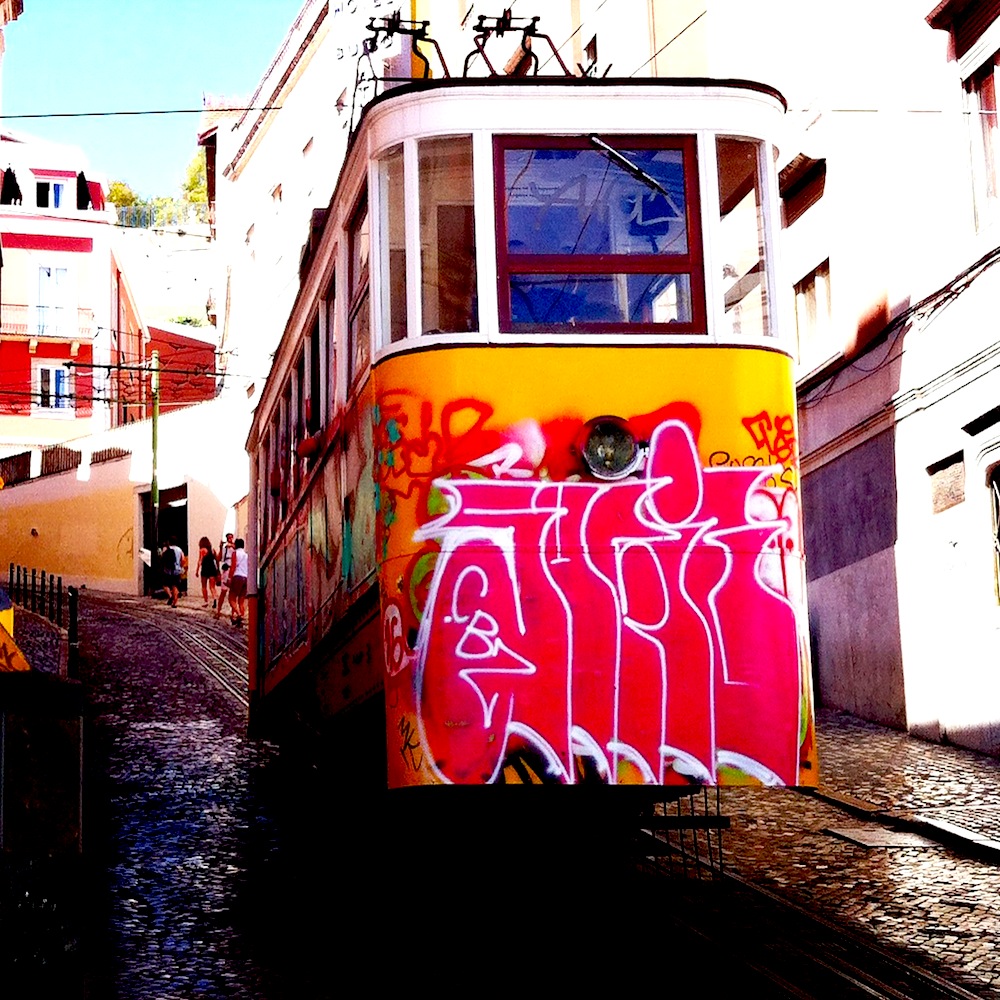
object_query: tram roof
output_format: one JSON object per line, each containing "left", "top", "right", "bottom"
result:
{"left": 351, "top": 74, "right": 786, "bottom": 135}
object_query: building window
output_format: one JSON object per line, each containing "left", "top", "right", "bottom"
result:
{"left": 348, "top": 193, "right": 370, "bottom": 383}
{"left": 928, "top": 2, "right": 1000, "bottom": 226}
{"left": 780, "top": 154, "right": 826, "bottom": 228}
{"left": 34, "top": 362, "right": 73, "bottom": 411}
{"left": 930, "top": 452, "right": 965, "bottom": 514}
{"left": 794, "top": 260, "right": 832, "bottom": 370}
{"left": 36, "top": 265, "right": 71, "bottom": 336}
{"left": 495, "top": 134, "right": 703, "bottom": 333}
{"left": 968, "top": 54, "right": 1000, "bottom": 222}
{"left": 990, "top": 464, "right": 1000, "bottom": 599}
{"left": 36, "top": 181, "right": 63, "bottom": 209}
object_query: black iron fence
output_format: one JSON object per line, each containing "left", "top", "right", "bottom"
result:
{"left": 6, "top": 564, "right": 79, "bottom": 678}
{"left": 9, "top": 563, "right": 65, "bottom": 627}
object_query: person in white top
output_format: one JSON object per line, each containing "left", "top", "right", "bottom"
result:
{"left": 227, "top": 538, "right": 249, "bottom": 627}
{"left": 215, "top": 533, "right": 236, "bottom": 619}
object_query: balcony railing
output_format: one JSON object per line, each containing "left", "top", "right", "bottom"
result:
{"left": 0, "top": 303, "right": 95, "bottom": 340}
{"left": 116, "top": 201, "right": 210, "bottom": 230}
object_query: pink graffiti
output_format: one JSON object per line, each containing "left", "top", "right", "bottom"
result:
{"left": 409, "top": 419, "right": 803, "bottom": 787}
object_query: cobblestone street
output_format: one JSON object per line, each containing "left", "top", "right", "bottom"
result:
{"left": 721, "top": 712, "right": 1000, "bottom": 996}
{"left": 5, "top": 591, "right": 384, "bottom": 998}
{"left": 5, "top": 591, "right": 1000, "bottom": 996}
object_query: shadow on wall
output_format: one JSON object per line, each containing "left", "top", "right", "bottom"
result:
{"left": 802, "top": 296, "right": 906, "bottom": 731}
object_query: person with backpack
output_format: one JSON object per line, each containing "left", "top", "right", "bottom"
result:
{"left": 160, "top": 536, "right": 185, "bottom": 608}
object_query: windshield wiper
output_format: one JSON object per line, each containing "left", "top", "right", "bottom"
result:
{"left": 587, "top": 134, "right": 682, "bottom": 216}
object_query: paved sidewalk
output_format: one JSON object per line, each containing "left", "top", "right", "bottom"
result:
{"left": 812, "top": 707, "right": 1000, "bottom": 858}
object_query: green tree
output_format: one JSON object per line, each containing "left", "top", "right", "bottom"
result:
{"left": 182, "top": 148, "right": 207, "bottom": 203}
{"left": 107, "top": 180, "right": 138, "bottom": 206}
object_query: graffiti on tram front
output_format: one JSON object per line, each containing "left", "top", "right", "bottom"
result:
{"left": 383, "top": 417, "right": 805, "bottom": 787}
{"left": 372, "top": 347, "right": 814, "bottom": 789}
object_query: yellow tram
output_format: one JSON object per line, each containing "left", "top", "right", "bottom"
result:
{"left": 247, "top": 66, "right": 817, "bottom": 793}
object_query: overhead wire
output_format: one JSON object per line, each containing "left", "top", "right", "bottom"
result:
{"left": 800, "top": 242, "right": 1000, "bottom": 409}
{"left": 0, "top": 105, "right": 283, "bottom": 120}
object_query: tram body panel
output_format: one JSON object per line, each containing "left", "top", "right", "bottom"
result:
{"left": 259, "top": 381, "right": 380, "bottom": 707}
{"left": 373, "top": 344, "right": 815, "bottom": 789}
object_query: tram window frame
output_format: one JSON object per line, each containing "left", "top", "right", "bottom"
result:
{"left": 348, "top": 193, "right": 371, "bottom": 385}
{"left": 321, "top": 268, "right": 337, "bottom": 423}
{"left": 378, "top": 145, "right": 407, "bottom": 344}
{"left": 269, "top": 410, "right": 283, "bottom": 531}
{"left": 293, "top": 350, "right": 305, "bottom": 493}
{"left": 419, "top": 135, "right": 478, "bottom": 335}
{"left": 493, "top": 134, "right": 705, "bottom": 334}
{"left": 261, "top": 431, "right": 271, "bottom": 544}
{"left": 307, "top": 314, "right": 322, "bottom": 437}
{"left": 716, "top": 135, "right": 771, "bottom": 340}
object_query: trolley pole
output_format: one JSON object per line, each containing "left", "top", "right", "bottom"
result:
{"left": 151, "top": 350, "right": 160, "bottom": 571}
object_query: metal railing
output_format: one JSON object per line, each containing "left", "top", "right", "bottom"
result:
{"left": 6, "top": 564, "right": 79, "bottom": 678}
{"left": 116, "top": 201, "right": 210, "bottom": 230}
{"left": 0, "top": 303, "right": 95, "bottom": 341}
{"left": 8, "top": 563, "right": 65, "bottom": 628}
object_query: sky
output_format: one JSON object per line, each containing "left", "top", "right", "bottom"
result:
{"left": 0, "top": 0, "right": 305, "bottom": 199}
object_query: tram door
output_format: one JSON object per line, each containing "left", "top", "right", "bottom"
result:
{"left": 139, "top": 485, "right": 189, "bottom": 595}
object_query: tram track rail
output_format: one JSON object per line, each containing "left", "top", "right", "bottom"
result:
{"left": 81, "top": 593, "right": 249, "bottom": 709}
{"left": 636, "top": 836, "right": 988, "bottom": 999}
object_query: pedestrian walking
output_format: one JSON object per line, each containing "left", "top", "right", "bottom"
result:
{"left": 195, "top": 536, "right": 220, "bottom": 608}
{"left": 227, "top": 538, "right": 249, "bottom": 627}
{"left": 160, "top": 537, "right": 185, "bottom": 608}
{"left": 215, "top": 533, "right": 236, "bottom": 619}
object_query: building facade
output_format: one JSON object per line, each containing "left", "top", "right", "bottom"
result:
{"left": 0, "top": 129, "right": 147, "bottom": 457}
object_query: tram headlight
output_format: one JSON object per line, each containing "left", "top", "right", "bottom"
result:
{"left": 578, "top": 416, "right": 642, "bottom": 480}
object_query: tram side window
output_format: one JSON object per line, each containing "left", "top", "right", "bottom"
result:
{"left": 293, "top": 351, "right": 305, "bottom": 493}
{"left": 269, "top": 412, "right": 282, "bottom": 531}
{"left": 281, "top": 387, "right": 292, "bottom": 522}
{"left": 420, "top": 136, "right": 477, "bottom": 334}
{"left": 261, "top": 432, "right": 271, "bottom": 544}
{"left": 348, "top": 195, "right": 371, "bottom": 384}
{"left": 308, "top": 315, "right": 321, "bottom": 436}
{"left": 717, "top": 136, "right": 769, "bottom": 339}
{"left": 380, "top": 146, "right": 407, "bottom": 343}
{"left": 496, "top": 134, "right": 703, "bottom": 333}
{"left": 322, "top": 271, "right": 337, "bottom": 422}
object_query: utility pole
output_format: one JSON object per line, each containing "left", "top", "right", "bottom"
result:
{"left": 151, "top": 350, "right": 160, "bottom": 576}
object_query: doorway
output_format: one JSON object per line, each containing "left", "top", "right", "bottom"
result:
{"left": 140, "top": 484, "right": 189, "bottom": 596}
